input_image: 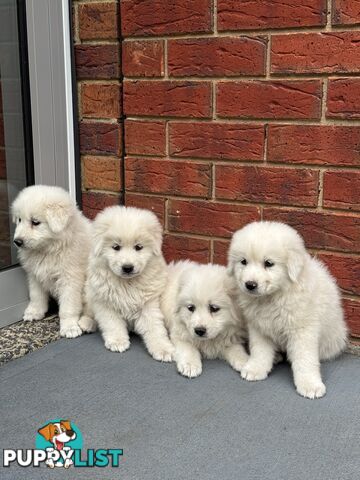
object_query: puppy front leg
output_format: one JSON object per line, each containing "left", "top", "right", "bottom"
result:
{"left": 222, "top": 343, "right": 249, "bottom": 372}
{"left": 241, "top": 326, "right": 276, "bottom": 381}
{"left": 173, "top": 338, "right": 202, "bottom": 378}
{"left": 58, "top": 284, "right": 83, "bottom": 338}
{"left": 23, "top": 274, "right": 48, "bottom": 321}
{"left": 287, "top": 328, "right": 326, "bottom": 399}
{"left": 95, "top": 303, "right": 130, "bottom": 353}
{"left": 135, "top": 299, "right": 174, "bottom": 362}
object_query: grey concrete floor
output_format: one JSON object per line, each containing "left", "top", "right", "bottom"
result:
{"left": 0, "top": 332, "right": 359, "bottom": 480}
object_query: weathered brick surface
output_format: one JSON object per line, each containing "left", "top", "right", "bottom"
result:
{"left": 81, "top": 83, "right": 121, "bottom": 119}
{"left": 125, "top": 193, "right": 165, "bottom": 224}
{"left": 169, "top": 123, "right": 264, "bottom": 161}
{"left": 123, "top": 41, "right": 164, "bottom": 77}
{"left": 121, "top": 0, "right": 212, "bottom": 37}
{"left": 218, "top": 0, "right": 326, "bottom": 31}
{"left": 217, "top": 81, "right": 322, "bottom": 119}
{"left": 215, "top": 165, "right": 319, "bottom": 207}
{"left": 82, "top": 156, "right": 122, "bottom": 192}
{"left": 168, "top": 200, "right": 260, "bottom": 238}
{"left": 82, "top": 191, "right": 121, "bottom": 219}
{"left": 323, "top": 171, "right": 360, "bottom": 211}
{"left": 125, "top": 120, "right": 166, "bottom": 156}
{"left": 332, "top": 0, "right": 360, "bottom": 25}
{"left": 75, "top": 45, "right": 120, "bottom": 79}
{"left": 317, "top": 252, "right": 360, "bottom": 296}
{"left": 126, "top": 158, "right": 211, "bottom": 197}
{"left": 124, "top": 81, "right": 211, "bottom": 118}
{"left": 79, "top": 2, "right": 119, "bottom": 40}
{"left": 213, "top": 240, "right": 229, "bottom": 265}
{"left": 343, "top": 298, "right": 360, "bottom": 337}
{"left": 163, "top": 234, "right": 210, "bottom": 263}
{"left": 168, "top": 37, "right": 266, "bottom": 77}
{"left": 271, "top": 32, "right": 360, "bottom": 74}
{"left": 327, "top": 79, "right": 360, "bottom": 119}
{"left": 79, "top": 122, "right": 122, "bottom": 156}
{"left": 268, "top": 125, "right": 360, "bottom": 167}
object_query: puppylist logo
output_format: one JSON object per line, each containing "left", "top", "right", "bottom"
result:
{"left": 3, "top": 419, "right": 123, "bottom": 469}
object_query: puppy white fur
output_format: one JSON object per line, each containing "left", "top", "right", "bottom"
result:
{"left": 82, "top": 205, "right": 174, "bottom": 362}
{"left": 228, "top": 221, "right": 348, "bottom": 399}
{"left": 11, "top": 185, "right": 91, "bottom": 338}
{"left": 161, "top": 261, "right": 248, "bottom": 378}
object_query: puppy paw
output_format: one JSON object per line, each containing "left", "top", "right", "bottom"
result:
{"left": 241, "top": 362, "right": 269, "bottom": 381}
{"left": 79, "top": 315, "right": 97, "bottom": 333}
{"left": 296, "top": 379, "right": 326, "bottom": 399}
{"left": 177, "top": 360, "right": 202, "bottom": 378}
{"left": 149, "top": 343, "right": 174, "bottom": 362}
{"left": 105, "top": 337, "right": 130, "bottom": 353}
{"left": 23, "top": 306, "right": 46, "bottom": 321}
{"left": 60, "top": 324, "right": 83, "bottom": 339}
{"left": 229, "top": 355, "right": 249, "bottom": 373}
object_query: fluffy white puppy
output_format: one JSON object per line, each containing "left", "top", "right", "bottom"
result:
{"left": 11, "top": 185, "right": 91, "bottom": 338}
{"left": 161, "top": 261, "right": 248, "bottom": 378}
{"left": 81, "top": 205, "right": 174, "bottom": 362}
{"left": 228, "top": 221, "right": 348, "bottom": 399}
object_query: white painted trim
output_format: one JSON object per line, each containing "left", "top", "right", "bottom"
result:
{"left": 61, "top": 0, "right": 76, "bottom": 201}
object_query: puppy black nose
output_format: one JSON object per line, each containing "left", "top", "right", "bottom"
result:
{"left": 14, "top": 238, "right": 23, "bottom": 247}
{"left": 194, "top": 327, "right": 207, "bottom": 337}
{"left": 245, "top": 281, "right": 258, "bottom": 291}
{"left": 122, "top": 264, "right": 134, "bottom": 274}
{"left": 66, "top": 429, "right": 74, "bottom": 437}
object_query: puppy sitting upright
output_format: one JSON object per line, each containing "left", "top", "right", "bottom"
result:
{"left": 228, "top": 221, "right": 348, "bottom": 399}
{"left": 161, "top": 261, "right": 248, "bottom": 378}
{"left": 82, "top": 206, "right": 174, "bottom": 362}
{"left": 11, "top": 185, "right": 91, "bottom": 338}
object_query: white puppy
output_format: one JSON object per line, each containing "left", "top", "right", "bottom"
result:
{"left": 161, "top": 261, "right": 248, "bottom": 378}
{"left": 228, "top": 221, "right": 348, "bottom": 399}
{"left": 11, "top": 185, "right": 91, "bottom": 338}
{"left": 81, "top": 205, "right": 174, "bottom": 362}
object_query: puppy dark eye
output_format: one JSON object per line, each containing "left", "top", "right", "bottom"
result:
{"left": 18, "top": 218, "right": 21, "bottom": 223}
{"left": 209, "top": 304, "right": 220, "bottom": 313}
{"left": 112, "top": 244, "right": 121, "bottom": 251}
{"left": 134, "top": 244, "right": 143, "bottom": 251}
{"left": 264, "top": 260, "right": 274, "bottom": 268}
{"left": 31, "top": 219, "right": 40, "bottom": 226}
{"left": 241, "top": 259, "right": 247, "bottom": 265}
{"left": 187, "top": 304, "right": 195, "bottom": 313}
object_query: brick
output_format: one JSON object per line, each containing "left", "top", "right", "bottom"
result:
{"left": 125, "top": 193, "right": 165, "bottom": 225}
{"left": 213, "top": 240, "right": 230, "bottom": 265}
{"left": 263, "top": 208, "right": 360, "bottom": 253}
{"left": 327, "top": 79, "right": 360, "bottom": 119}
{"left": 75, "top": 45, "right": 120, "bottom": 80}
{"left": 79, "top": 122, "right": 122, "bottom": 156}
{"left": 323, "top": 171, "right": 360, "bottom": 211}
{"left": 317, "top": 253, "right": 360, "bottom": 296}
{"left": 124, "top": 81, "right": 211, "bottom": 118}
{"left": 271, "top": 32, "right": 360, "bottom": 74}
{"left": 81, "top": 83, "right": 121, "bottom": 119}
{"left": 126, "top": 158, "right": 211, "bottom": 197}
{"left": 216, "top": 165, "right": 319, "bottom": 207}
{"left": 343, "top": 298, "right": 360, "bottom": 337}
{"left": 268, "top": 125, "right": 360, "bottom": 167}
{"left": 168, "top": 37, "right": 266, "bottom": 77}
{"left": 82, "top": 156, "right": 122, "bottom": 192}
{"left": 169, "top": 122, "right": 264, "bottom": 161}
{"left": 82, "top": 192, "right": 121, "bottom": 220}
{"left": 163, "top": 234, "right": 210, "bottom": 263}
{"left": 168, "top": 200, "right": 260, "bottom": 238}
{"left": 121, "top": 0, "right": 211, "bottom": 37}
{"left": 218, "top": 0, "right": 326, "bottom": 31}
{"left": 125, "top": 120, "right": 166, "bottom": 156}
{"left": 217, "top": 81, "right": 321, "bottom": 119}
{"left": 123, "top": 41, "right": 164, "bottom": 77}
{"left": 332, "top": 0, "right": 360, "bottom": 25}
{"left": 79, "top": 3, "right": 119, "bottom": 40}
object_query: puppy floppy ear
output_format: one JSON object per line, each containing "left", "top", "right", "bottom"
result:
{"left": 287, "top": 249, "right": 305, "bottom": 283}
{"left": 38, "top": 423, "right": 53, "bottom": 441}
{"left": 45, "top": 203, "right": 72, "bottom": 233}
{"left": 149, "top": 219, "right": 163, "bottom": 256}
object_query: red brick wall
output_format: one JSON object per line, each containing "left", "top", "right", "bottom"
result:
{"left": 73, "top": 1, "right": 360, "bottom": 338}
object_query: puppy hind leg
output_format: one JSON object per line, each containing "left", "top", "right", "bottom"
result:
{"left": 23, "top": 275, "right": 48, "bottom": 321}
{"left": 222, "top": 343, "right": 249, "bottom": 372}
{"left": 79, "top": 303, "right": 97, "bottom": 333}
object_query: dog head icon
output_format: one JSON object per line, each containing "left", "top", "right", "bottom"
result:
{"left": 38, "top": 420, "right": 76, "bottom": 451}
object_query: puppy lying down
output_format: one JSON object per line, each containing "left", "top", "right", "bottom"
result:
{"left": 81, "top": 206, "right": 174, "bottom": 362}
{"left": 161, "top": 261, "right": 248, "bottom": 378}
{"left": 228, "top": 221, "right": 348, "bottom": 399}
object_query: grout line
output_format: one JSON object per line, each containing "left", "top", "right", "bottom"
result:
{"left": 213, "top": 0, "right": 218, "bottom": 35}
{"left": 266, "top": 34, "right": 271, "bottom": 79}
{"left": 164, "top": 39, "right": 169, "bottom": 79}
{"left": 317, "top": 170, "right": 325, "bottom": 209}
{"left": 321, "top": 78, "right": 328, "bottom": 122}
